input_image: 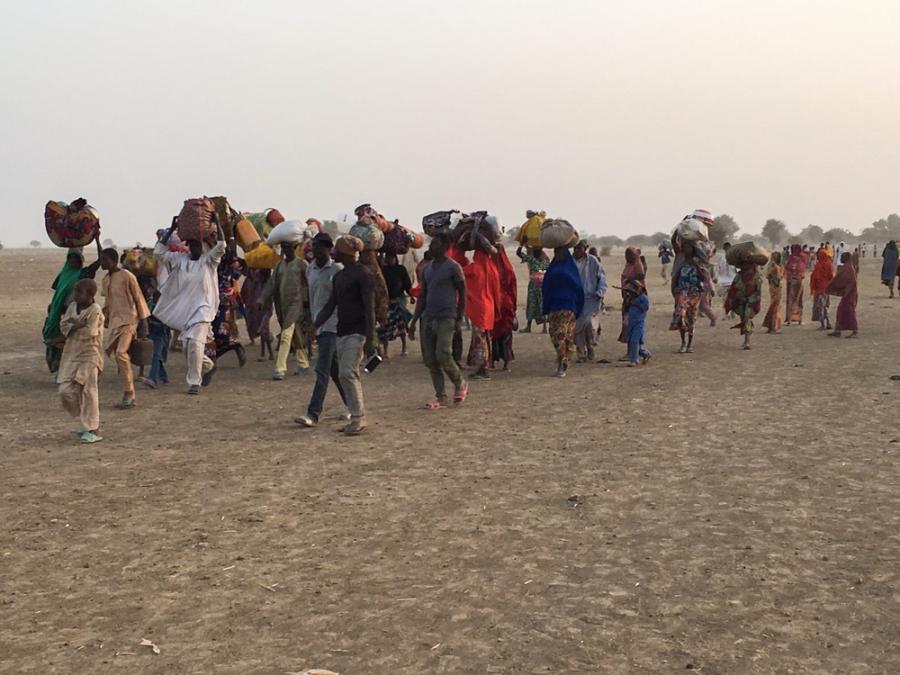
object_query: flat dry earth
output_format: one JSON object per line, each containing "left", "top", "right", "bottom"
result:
{"left": 1, "top": 248, "right": 897, "bottom": 674}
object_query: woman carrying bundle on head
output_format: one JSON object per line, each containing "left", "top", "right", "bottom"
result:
{"left": 810, "top": 247, "right": 834, "bottom": 330}
{"left": 784, "top": 244, "right": 807, "bottom": 325}
{"left": 762, "top": 251, "right": 784, "bottom": 334}
{"left": 542, "top": 246, "right": 584, "bottom": 378}
{"left": 724, "top": 256, "right": 763, "bottom": 351}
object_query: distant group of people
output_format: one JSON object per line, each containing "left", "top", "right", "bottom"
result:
{"left": 43, "top": 206, "right": 895, "bottom": 444}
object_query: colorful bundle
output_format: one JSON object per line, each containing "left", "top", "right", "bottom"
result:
{"left": 44, "top": 199, "right": 100, "bottom": 248}
{"left": 122, "top": 247, "right": 158, "bottom": 278}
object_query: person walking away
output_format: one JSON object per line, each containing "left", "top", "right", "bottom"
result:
{"left": 314, "top": 235, "right": 376, "bottom": 434}
{"left": 260, "top": 242, "right": 311, "bottom": 380}
{"left": 542, "top": 246, "right": 584, "bottom": 377}
{"left": 784, "top": 244, "right": 807, "bottom": 325}
{"left": 881, "top": 241, "right": 899, "bottom": 298}
{"left": 762, "top": 251, "right": 784, "bottom": 334}
{"left": 295, "top": 233, "right": 350, "bottom": 428}
{"left": 623, "top": 279, "right": 651, "bottom": 366}
{"left": 826, "top": 252, "right": 859, "bottom": 338}
{"left": 572, "top": 240, "right": 607, "bottom": 362}
{"left": 379, "top": 252, "right": 413, "bottom": 358}
{"left": 57, "top": 279, "right": 105, "bottom": 443}
{"left": 408, "top": 233, "right": 468, "bottom": 408}
{"left": 99, "top": 247, "right": 149, "bottom": 409}
{"left": 516, "top": 245, "right": 549, "bottom": 333}
{"left": 810, "top": 247, "right": 835, "bottom": 330}
{"left": 658, "top": 244, "right": 673, "bottom": 282}
{"left": 154, "top": 218, "right": 226, "bottom": 394}
{"left": 724, "top": 261, "right": 763, "bottom": 350}
{"left": 42, "top": 237, "right": 103, "bottom": 374}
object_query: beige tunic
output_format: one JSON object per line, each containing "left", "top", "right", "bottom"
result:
{"left": 57, "top": 303, "right": 105, "bottom": 385}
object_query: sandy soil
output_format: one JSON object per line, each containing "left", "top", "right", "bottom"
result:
{"left": 1, "top": 247, "right": 898, "bottom": 674}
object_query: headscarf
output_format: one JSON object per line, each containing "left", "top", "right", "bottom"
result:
{"left": 622, "top": 246, "right": 645, "bottom": 284}
{"left": 765, "top": 252, "right": 784, "bottom": 284}
{"left": 784, "top": 243, "right": 807, "bottom": 278}
{"left": 827, "top": 254, "right": 858, "bottom": 299}
{"left": 810, "top": 248, "right": 835, "bottom": 296}
{"left": 542, "top": 248, "right": 585, "bottom": 317}
{"left": 882, "top": 241, "right": 899, "bottom": 284}
{"left": 334, "top": 235, "right": 363, "bottom": 256}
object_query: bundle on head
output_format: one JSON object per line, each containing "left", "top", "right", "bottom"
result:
{"left": 539, "top": 218, "right": 579, "bottom": 249}
{"left": 208, "top": 196, "right": 241, "bottom": 241}
{"left": 726, "top": 241, "right": 770, "bottom": 267}
{"left": 349, "top": 217, "right": 385, "bottom": 250}
{"left": 122, "top": 247, "right": 158, "bottom": 278}
{"left": 45, "top": 199, "right": 101, "bottom": 248}
{"left": 177, "top": 197, "right": 216, "bottom": 244}
{"left": 243, "top": 209, "right": 282, "bottom": 239}
{"left": 450, "top": 211, "right": 502, "bottom": 254}
{"left": 422, "top": 210, "right": 461, "bottom": 237}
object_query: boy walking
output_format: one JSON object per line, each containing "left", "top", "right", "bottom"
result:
{"left": 314, "top": 235, "right": 376, "bottom": 435}
{"left": 58, "top": 279, "right": 105, "bottom": 443}
{"left": 296, "top": 233, "right": 350, "bottom": 427}
{"left": 100, "top": 248, "right": 150, "bottom": 408}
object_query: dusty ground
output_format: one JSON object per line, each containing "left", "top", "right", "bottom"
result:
{"left": 1, "top": 247, "right": 898, "bottom": 674}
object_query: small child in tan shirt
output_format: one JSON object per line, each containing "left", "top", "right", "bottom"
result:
{"left": 57, "top": 278, "right": 105, "bottom": 443}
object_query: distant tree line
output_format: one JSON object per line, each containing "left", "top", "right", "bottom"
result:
{"left": 575, "top": 212, "right": 900, "bottom": 253}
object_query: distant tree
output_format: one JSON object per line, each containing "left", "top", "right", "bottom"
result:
{"left": 822, "top": 228, "right": 854, "bottom": 244}
{"left": 102, "top": 238, "right": 115, "bottom": 248}
{"left": 860, "top": 213, "right": 900, "bottom": 243}
{"left": 797, "top": 225, "right": 825, "bottom": 244}
{"left": 320, "top": 220, "right": 340, "bottom": 239}
{"left": 594, "top": 235, "right": 623, "bottom": 249}
{"left": 737, "top": 232, "right": 757, "bottom": 244}
{"left": 761, "top": 219, "right": 789, "bottom": 247}
{"left": 29, "top": 240, "right": 41, "bottom": 248}
{"left": 0, "top": 241, "right": 3, "bottom": 250}
{"left": 708, "top": 214, "right": 740, "bottom": 247}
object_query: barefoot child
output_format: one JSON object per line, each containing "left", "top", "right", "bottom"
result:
{"left": 623, "top": 279, "right": 651, "bottom": 366}
{"left": 57, "top": 279, "right": 105, "bottom": 443}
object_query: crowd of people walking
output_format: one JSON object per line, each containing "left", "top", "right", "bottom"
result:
{"left": 43, "top": 206, "right": 895, "bottom": 444}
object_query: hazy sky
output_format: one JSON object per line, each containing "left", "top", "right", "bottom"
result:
{"left": 2, "top": 0, "right": 899, "bottom": 246}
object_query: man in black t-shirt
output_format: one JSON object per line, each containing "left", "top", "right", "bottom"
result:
{"left": 315, "top": 236, "right": 376, "bottom": 434}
